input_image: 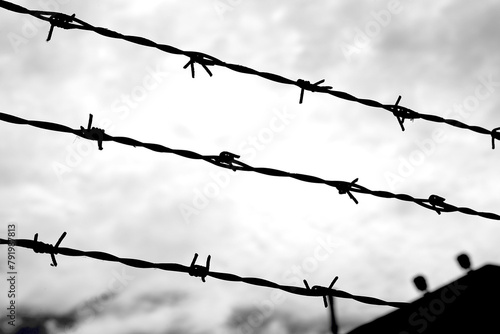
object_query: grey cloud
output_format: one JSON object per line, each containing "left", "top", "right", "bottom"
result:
{"left": 377, "top": 1, "right": 500, "bottom": 75}
{"left": 76, "top": 290, "right": 189, "bottom": 334}
{"left": 226, "top": 305, "right": 332, "bottom": 334}
{"left": 129, "top": 290, "right": 187, "bottom": 311}
{"left": 12, "top": 289, "right": 187, "bottom": 334}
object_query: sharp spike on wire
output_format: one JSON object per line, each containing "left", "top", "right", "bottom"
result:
{"left": 190, "top": 253, "right": 199, "bottom": 266}
{"left": 492, "top": 127, "right": 500, "bottom": 149}
{"left": 189, "top": 253, "right": 210, "bottom": 282}
{"left": 428, "top": 194, "right": 446, "bottom": 215}
{"left": 45, "top": 13, "right": 75, "bottom": 42}
{"left": 322, "top": 295, "right": 328, "bottom": 308}
{"left": 80, "top": 113, "right": 104, "bottom": 150}
{"left": 183, "top": 55, "right": 213, "bottom": 78}
{"left": 393, "top": 95, "right": 405, "bottom": 131}
{"left": 329, "top": 276, "right": 339, "bottom": 289}
{"left": 46, "top": 24, "right": 55, "bottom": 42}
{"left": 87, "top": 113, "right": 93, "bottom": 130}
{"left": 338, "top": 178, "right": 359, "bottom": 204}
{"left": 201, "top": 62, "right": 213, "bottom": 77}
{"left": 32, "top": 232, "right": 67, "bottom": 267}
{"left": 183, "top": 59, "right": 195, "bottom": 78}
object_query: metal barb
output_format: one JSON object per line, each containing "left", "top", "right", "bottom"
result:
{"left": 80, "top": 114, "right": 105, "bottom": 150}
{"left": 32, "top": 232, "right": 67, "bottom": 267}
{"left": 183, "top": 54, "right": 213, "bottom": 78}
{"left": 491, "top": 127, "right": 500, "bottom": 149}
{"left": 337, "top": 178, "right": 359, "bottom": 204}
{"left": 304, "top": 276, "right": 339, "bottom": 308}
{"left": 217, "top": 151, "right": 240, "bottom": 171}
{"left": 428, "top": 194, "right": 446, "bottom": 215}
{"left": 46, "top": 13, "right": 75, "bottom": 42}
{"left": 393, "top": 95, "right": 405, "bottom": 131}
{"left": 189, "top": 253, "right": 211, "bottom": 282}
{"left": 297, "top": 79, "right": 331, "bottom": 104}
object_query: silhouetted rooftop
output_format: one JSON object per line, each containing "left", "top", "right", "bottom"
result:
{"left": 348, "top": 264, "right": 500, "bottom": 334}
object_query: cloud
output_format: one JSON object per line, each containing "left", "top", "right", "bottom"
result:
{"left": 9, "top": 288, "right": 188, "bottom": 334}
{"left": 226, "top": 306, "right": 331, "bottom": 334}
{"left": 109, "top": 289, "right": 187, "bottom": 316}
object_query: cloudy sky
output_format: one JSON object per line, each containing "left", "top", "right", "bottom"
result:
{"left": 1, "top": 0, "right": 500, "bottom": 333}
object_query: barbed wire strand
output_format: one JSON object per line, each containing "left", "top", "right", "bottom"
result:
{"left": 1, "top": 111, "right": 499, "bottom": 221}
{"left": 1, "top": 1, "right": 499, "bottom": 148}
{"left": 0, "top": 233, "right": 409, "bottom": 309}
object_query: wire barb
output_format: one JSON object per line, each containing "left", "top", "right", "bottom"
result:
{"left": 80, "top": 114, "right": 105, "bottom": 150}
{"left": 216, "top": 151, "right": 241, "bottom": 171}
{"left": 304, "top": 276, "right": 339, "bottom": 308}
{"left": 297, "top": 79, "right": 332, "bottom": 104}
{"left": 428, "top": 194, "right": 446, "bottom": 215}
{"left": 46, "top": 13, "right": 75, "bottom": 42}
{"left": 389, "top": 95, "right": 419, "bottom": 131}
{"left": 32, "top": 232, "right": 67, "bottom": 267}
{"left": 337, "top": 178, "right": 359, "bottom": 204}
{"left": 188, "top": 253, "right": 211, "bottom": 282}
{"left": 183, "top": 54, "right": 214, "bottom": 78}
{"left": 491, "top": 127, "right": 500, "bottom": 149}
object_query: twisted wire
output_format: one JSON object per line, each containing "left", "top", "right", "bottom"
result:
{"left": 1, "top": 1, "right": 499, "bottom": 147}
{"left": 1, "top": 111, "right": 498, "bottom": 221}
{"left": 0, "top": 233, "right": 409, "bottom": 308}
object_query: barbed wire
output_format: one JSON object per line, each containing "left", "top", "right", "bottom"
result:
{"left": 1, "top": 111, "right": 499, "bottom": 221}
{"left": 0, "top": 232, "right": 409, "bottom": 309}
{"left": 1, "top": 0, "right": 499, "bottom": 149}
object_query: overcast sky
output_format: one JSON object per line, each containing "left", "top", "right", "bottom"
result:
{"left": 1, "top": 0, "right": 500, "bottom": 333}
